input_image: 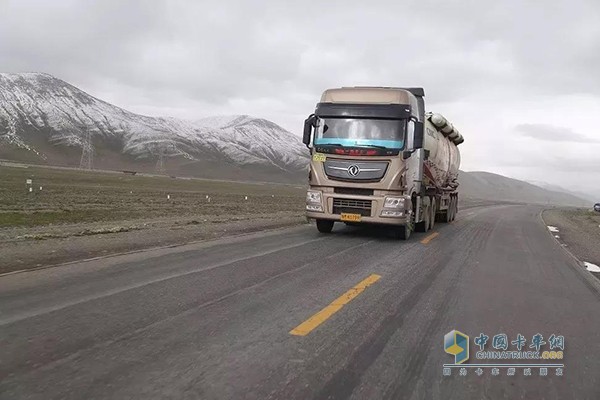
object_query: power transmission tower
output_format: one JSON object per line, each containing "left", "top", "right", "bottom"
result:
{"left": 154, "top": 141, "right": 176, "bottom": 175}
{"left": 155, "top": 144, "right": 166, "bottom": 174}
{"left": 79, "top": 129, "right": 93, "bottom": 170}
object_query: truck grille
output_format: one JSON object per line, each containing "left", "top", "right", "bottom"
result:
{"left": 332, "top": 198, "right": 372, "bottom": 217}
{"left": 324, "top": 160, "right": 388, "bottom": 181}
{"left": 334, "top": 187, "right": 374, "bottom": 196}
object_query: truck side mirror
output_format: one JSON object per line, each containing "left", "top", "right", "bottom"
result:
{"left": 303, "top": 114, "right": 316, "bottom": 148}
{"left": 413, "top": 120, "right": 424, "bottom": 149}
{"left": 402, "top": 150, "right": 412, "bottom": 160}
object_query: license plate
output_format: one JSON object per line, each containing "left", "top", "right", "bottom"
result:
{"left": 341, "top": 213, "right": 361, "bottom": 222}
{"left": 312, "top": 152, "right": 326, "bottom": 162}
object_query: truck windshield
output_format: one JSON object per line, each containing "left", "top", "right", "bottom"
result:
{"left": 313, "top": 117, "right": 405, "bottom": 149}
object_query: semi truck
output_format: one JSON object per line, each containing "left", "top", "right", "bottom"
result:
{"left": 302, "top": 87, "right": 464, "bottom": 240}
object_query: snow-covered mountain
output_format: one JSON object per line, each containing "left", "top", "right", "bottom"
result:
{"left": 0, "top": 72, "right": 308, "bottom": 181}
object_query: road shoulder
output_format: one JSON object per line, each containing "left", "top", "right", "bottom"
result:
{"left": 542, "top": 208, "right": 600, "bottom": 283}
{"left": 0, "top": 212, "right": 306, "bottom": 275}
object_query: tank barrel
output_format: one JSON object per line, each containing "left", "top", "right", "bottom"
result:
{"left": 427, "top": 113, "right": 464, "bottom": 145}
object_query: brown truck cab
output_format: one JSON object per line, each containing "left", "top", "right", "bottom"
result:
{"left": 303, "top": 87, "right": 463, "bottom": 240}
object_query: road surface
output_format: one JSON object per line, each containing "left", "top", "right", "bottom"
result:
{"left": 1, "top": 204, "right": 599, "bottom": 399}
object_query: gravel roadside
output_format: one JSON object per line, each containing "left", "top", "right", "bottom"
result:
{"left": 542, "top": 208, "right": 600, "bottom": 279}
{"left": 0, "top": 212, "right": 306, "bottom": 274}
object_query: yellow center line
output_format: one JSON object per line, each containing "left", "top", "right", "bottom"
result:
{"left": 289, "top": 274, "right": 381, "bottom": 336}
{"left": 421, "top": 231, "right": 439, "bottom": 244}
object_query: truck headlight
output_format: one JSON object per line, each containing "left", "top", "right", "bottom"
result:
{"left": 384, "top": 196, "right": 403, "bottom": 209}
{"left": 381, "top": 210, "right": 404, "bottom": 217}
{"left": 306, "top": 190, "right": 323, "bottom": 212}
{"left": 306, "top": 190, "right": 322, "bottom": 204}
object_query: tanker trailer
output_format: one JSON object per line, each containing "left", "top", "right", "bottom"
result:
{"left": 302, "top": 86, "right": 464, "bottom": 240}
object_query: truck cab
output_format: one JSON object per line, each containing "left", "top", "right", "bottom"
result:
{"left": 303, "top": 87, "right": 462, "bottom": 240}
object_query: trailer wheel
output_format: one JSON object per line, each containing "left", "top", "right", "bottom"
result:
{"left": 316, "top": 219, "right": 334, "bottom": 233}
{"left": 429, "top": 197, "right": 436, "bottom": 230}
{"left": 450, "top": 197, "right": 457, "bottom": 221}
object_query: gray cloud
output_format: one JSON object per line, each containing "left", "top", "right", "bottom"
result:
{"left": 515, "top": 124, "right": 600, "bottom": 143}
{"left": 3, "top": 0, "right": 600, "bottom": 106}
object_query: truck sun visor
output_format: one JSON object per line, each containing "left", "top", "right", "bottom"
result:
{"left": 315, "top": 103, "right": 412, "bottom": 119}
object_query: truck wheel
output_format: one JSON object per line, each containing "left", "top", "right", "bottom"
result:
{"left": 442, "top": 198, "right": 452, "bottom": 223}
{"left": 429, "top": 197, "right": 436, "bottom": 230}
{"left": 450, "top": 197, "right": 457, "bottom": 221}
{"left": 316, "top": 219, "right": 334, "bottom": 233}
{"left": 415, "top": 203, "right": 430, "bottom": 232}
{"left": 392, "top": 224, "right": 411, "bottom": 240}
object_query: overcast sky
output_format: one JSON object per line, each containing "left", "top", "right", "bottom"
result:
{"left": 1, "top": 0, "right": 599, "bottom": 197}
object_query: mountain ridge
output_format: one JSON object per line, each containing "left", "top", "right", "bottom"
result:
{"left": 0, "top": 72, "right": 308, "bottom": 182}
{"left": 459, "top": 171, "right": 590, "bottom": 207}
{"left": 525, "top": 179, "right": 596, "bottom": 203}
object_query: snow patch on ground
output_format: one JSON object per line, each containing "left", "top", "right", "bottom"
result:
{"left": 547, "top": 226, "right": 559, "bottom": 233}
{"left": 583, "top": 262, "right": 600, "bottom": 273}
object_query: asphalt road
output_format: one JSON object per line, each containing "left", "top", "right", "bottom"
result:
{"left": 1, "top": 204, "right": 600, "bottom": 399}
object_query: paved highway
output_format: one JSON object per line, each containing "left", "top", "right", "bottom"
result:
{"left": 1, "top": 204, "right": 600, "bottom": 399}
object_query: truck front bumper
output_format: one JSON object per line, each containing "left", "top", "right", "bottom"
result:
{"left": 305, "top": 189, "right": 412, "bottom": 226}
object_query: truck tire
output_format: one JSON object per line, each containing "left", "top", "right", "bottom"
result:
{"left": 415, "top": 202, "right": 430, "bottom": 233}
{"left": 316, "top": 219, "right": 334, "bottom": 233}
{"left": 450, "top": 197, "right": 457, "bottom": 221}
{"left": 454, "top": 196, "right": 459, "bottom": 217}
{"left": 429, "top": 197, "right": 436, "bottom": 230}
{"left": 392, "top": 224, "right": 411, "bottom": 240}
{"left": 441, "top": 197, "right": 451, "bottom": 223}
